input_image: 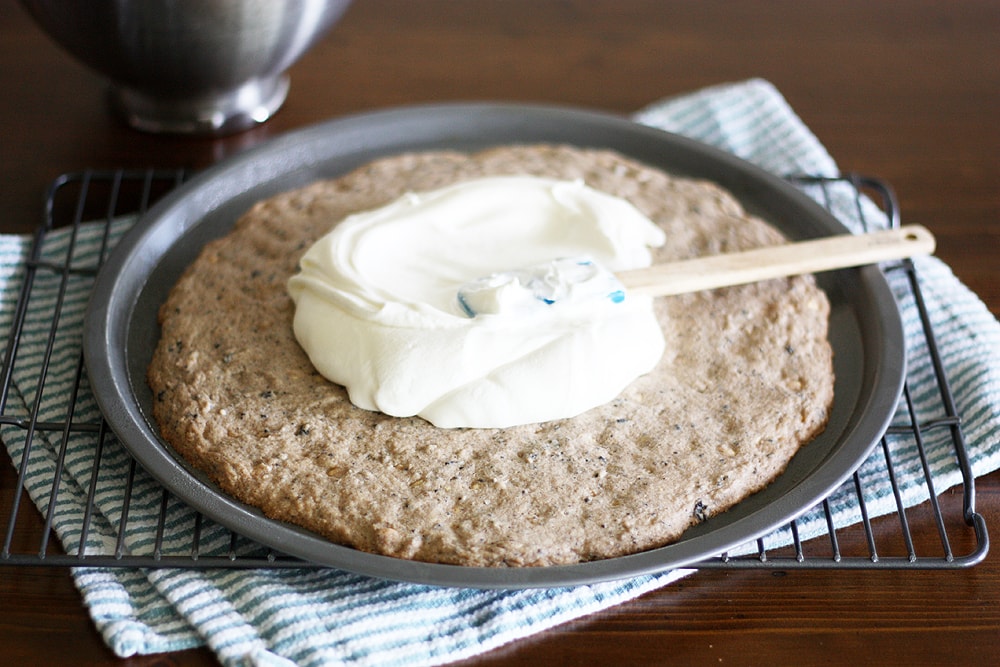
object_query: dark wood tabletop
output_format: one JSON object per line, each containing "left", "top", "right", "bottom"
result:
{"left": 2, "top": 1, "right": 998, "bottom": 665}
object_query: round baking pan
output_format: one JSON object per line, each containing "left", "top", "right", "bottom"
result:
{"left": 84, "top": 103, "right": 905, "bottom": 588}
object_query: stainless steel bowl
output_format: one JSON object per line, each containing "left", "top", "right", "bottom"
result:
{"left": 20, "top": 0, "right": 353, "bottom": 135}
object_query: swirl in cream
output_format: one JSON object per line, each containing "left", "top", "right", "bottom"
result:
{"left": 287, "top": 175, "right": 666, "bottom": 428}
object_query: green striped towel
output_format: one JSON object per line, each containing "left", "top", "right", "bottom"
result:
{"left": 2, "top": 79, "right": 998, "bottom": 665}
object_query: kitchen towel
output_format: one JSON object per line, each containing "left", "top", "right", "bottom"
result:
{"left": 1, "top": 78, "right": 998, "bottom": 666}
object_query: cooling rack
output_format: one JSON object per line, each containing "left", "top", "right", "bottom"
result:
{"left": 0, "top": 168, "right": 989, "bottom": 571}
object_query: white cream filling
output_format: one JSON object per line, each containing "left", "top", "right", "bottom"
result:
{"left": 287, "top": 175, "right": 667, "bottom": 428}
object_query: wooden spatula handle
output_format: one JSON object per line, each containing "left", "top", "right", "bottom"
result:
{"left": 619, "top": 224, "right": 936, "bottom": 298}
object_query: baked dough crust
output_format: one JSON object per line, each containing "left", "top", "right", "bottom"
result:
{"left": 148, "top": 145, "right": 833, "bottom": 567}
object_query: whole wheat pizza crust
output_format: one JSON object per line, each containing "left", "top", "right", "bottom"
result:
{"left": 147, "top": 145, "right": 834, "bottom": 567}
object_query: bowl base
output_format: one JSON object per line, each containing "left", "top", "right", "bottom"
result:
{"left": 108, "top": 74, "right": 290, "bottom": 136}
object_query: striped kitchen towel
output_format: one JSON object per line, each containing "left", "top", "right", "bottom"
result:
{"left": 1, "top": 79, "right": 998, "bottom": 666}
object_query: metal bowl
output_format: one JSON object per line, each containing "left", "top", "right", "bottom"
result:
{"left": 20, "top": 0, "right": 352, "bottom": 135}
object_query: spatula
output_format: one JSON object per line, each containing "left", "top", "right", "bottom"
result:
{"left": 457, "top": 225, "right": 935, "bottom": 317}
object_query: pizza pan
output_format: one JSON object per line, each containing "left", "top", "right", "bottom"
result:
{"left": 84, "top": 103, "right": 905, "bottom": 588}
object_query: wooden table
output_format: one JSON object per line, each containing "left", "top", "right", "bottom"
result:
{"left": 2, "top": 1, "right": 998, "bottom": 664}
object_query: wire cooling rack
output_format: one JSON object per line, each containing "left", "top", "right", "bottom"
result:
{"left": 0, "top": 169, "right": 989, "bottom": 570}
